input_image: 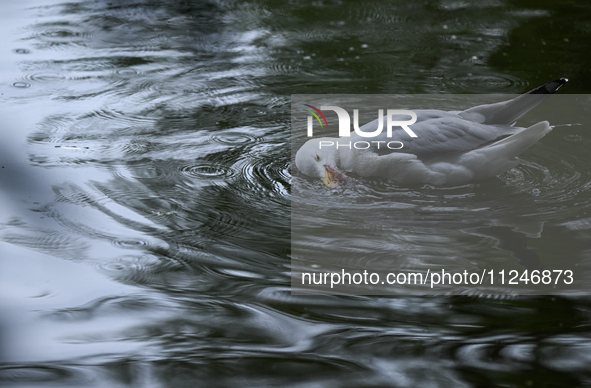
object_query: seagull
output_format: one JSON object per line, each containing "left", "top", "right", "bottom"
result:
{"left": 295, "top": 78, "right": 568, "bottom": 186}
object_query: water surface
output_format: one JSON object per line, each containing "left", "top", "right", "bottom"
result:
{"left": 2, "top": 0, "right": 591, "bottom": 386}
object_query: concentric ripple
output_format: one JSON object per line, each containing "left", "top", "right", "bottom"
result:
{"left": 32, "top": 23, "right": 93, "bottom": 47}
{"left": 501, "top": 150, "right": 591, "bottom": 204}
{"left": 210, "top": 131, "right": 259, "bottom": 146}
{"left": 237, "top": 153, "right": 290, "bottom": 198}
{"left": 443, "top": 72, "right": 529, "bottom": 93}
{"left": 21, "top": 73, "right": 67, "bottom": 83}
{"left": 111, "top": 238, "right": 151, "bottom": 249}
{"left": 179, "top": 164, "right": 235, "bottom": 179}
{"left": 97, "top": 254, "right": 166, "bottom": 285}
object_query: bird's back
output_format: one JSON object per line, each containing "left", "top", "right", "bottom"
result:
{"left": 352, "top": 110, "right": 519, "bottom": 159}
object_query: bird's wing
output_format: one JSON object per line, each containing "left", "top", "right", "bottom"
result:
{"left": 352, "top": 110, "right": 517, "bottom": 158}
{"left": 349, "top": 79, "right": 566, "bottom": 159}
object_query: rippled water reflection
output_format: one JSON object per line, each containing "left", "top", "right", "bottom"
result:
{"left": 2, "top": 0, "right": 591, "bottom": 386}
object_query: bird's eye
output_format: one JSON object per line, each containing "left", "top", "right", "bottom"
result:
{"left": 315, "top": 154, "right": 320, "bottom": 162}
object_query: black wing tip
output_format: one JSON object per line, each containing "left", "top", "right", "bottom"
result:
{"left": 529, "top": 78, "right": 568, "bottom": 95}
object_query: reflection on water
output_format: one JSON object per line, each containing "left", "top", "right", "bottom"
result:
{"left": 1, "top": 0, "right": 591, "bottom": 386}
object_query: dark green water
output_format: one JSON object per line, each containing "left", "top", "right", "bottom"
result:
{"left": 1, "top": 0, "right": 591, "bottom": 386}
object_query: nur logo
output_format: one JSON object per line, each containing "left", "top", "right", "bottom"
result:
{"left": 303, "top": 105, "right": 418, "bottom": 138}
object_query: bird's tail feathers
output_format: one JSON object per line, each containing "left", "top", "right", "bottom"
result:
{"left": 489, "top": 121, "right": 551, "bottom": 157}
{"left": 459, "top": 78, "right": 567, "bottom": 125}
{"left": 456, "top": 121, "right": 551, "bottom": 180}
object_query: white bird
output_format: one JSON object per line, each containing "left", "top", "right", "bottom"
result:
{"left": 295, "top": 78, "right": 568, "bottom": 186}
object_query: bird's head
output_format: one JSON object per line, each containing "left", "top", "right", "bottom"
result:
{"left": 295, "top": 138, "right": 350, "bottom": 187}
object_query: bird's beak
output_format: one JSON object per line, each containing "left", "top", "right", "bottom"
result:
{"left": 321, "top": 165, "right": 350, "bottom": 187}
{"left": 322, "top": 166, "right": 337, "bottom": 187}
